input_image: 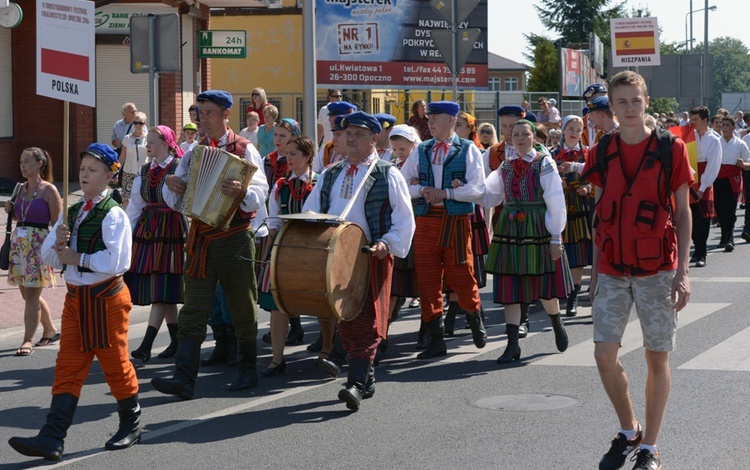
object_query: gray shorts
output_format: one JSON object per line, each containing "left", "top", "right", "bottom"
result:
{"left": 592, "top": 271, "right": 678, "bottom": 352}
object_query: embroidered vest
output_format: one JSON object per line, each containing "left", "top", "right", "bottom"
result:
{"left": 487, "top": 140, "right": 506, "bottom": 171}
{"left": 139, "top": 158, "right": 179, "bottom": 203}
{"left": 67, "top": 196, "right": 119, "bottom": 273}
{"left": 415, "top": 135, "right": 474, "bottom": 216}
{"left": 279, "top": 174, "right": 318, "bottom": 215}
{"left": 319, "top": 159, "right": 393, "bottom": 241}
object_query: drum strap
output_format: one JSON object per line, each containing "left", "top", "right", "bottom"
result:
{"left": 337, "top": 157, "right": 378, "bottom": 222}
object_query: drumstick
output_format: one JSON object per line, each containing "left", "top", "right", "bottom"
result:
{"left": 360, "top": 246, "right": 376, "bottom": 254}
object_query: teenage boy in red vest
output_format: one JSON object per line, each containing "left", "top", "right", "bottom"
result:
{"left": 583, "top": 71, "right": 693, "bottom": 470}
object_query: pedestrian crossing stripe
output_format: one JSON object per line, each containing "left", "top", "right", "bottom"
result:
{"left": 678, "top": 326, "right": 750, "bottom": 371}
{"left": 532, "top": 303, "right": 730, "bottom": 368}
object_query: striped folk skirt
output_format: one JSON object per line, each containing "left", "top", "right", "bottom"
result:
{"left": 486, "top": 201, "right": 572, "bottom": 304}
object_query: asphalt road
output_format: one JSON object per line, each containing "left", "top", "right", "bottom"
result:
{"left": 1, "top": 225, "right": 750, "bottom": 469}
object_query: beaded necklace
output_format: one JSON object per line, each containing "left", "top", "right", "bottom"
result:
{"left": 18, "top": 180, "right": 41, "bottom": 224}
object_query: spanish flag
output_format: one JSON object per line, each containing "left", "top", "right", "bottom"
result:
{"left": 615, "top": 31, "right": 656, "bottom": 55}
{"left": 668, "top": 124, "right": 698, "bottom": 184}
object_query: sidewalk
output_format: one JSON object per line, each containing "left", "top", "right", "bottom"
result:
{"left": 0, "top": 182, "right": 84, "bottom": 331}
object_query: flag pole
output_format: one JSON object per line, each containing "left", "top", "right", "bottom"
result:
{"left": 63, "top": 100, "right": 69, "bottom": 223}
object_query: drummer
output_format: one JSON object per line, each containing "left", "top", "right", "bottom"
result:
{"left": 303, "top": 111, "right": 415, "bottom": 411}
{"left": 155, "top": 90, "right": 269, "bottom": 399}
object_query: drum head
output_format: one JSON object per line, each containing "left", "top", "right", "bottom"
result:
{"left": 327, "top": 223, "right": 370, "bottom": 321}
{"left": 277, "top": 211, "right": 340, "bottom": 221}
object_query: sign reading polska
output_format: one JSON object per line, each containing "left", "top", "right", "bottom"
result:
{"left": 199, "top": 30, "right": 246, "bottom": 58}
{"left": 610, "top": 17, "right": 660, "bottom": 67}
{"left": 36, "top": 0, "right": 96, "bottom": 107}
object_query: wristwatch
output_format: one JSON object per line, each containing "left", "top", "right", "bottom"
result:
{"left": 0, "top": 2, "right": 22, "bottom": 29}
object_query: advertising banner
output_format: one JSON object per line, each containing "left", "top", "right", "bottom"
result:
{"left": 559, "top": 47, "right": 598, "bottom": 98}
{"left": 315, "top": 0, "right": 488, "bottom": 89}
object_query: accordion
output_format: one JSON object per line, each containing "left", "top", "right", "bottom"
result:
{"left": 182, "top": 145, "right": 258, "bottom": 230}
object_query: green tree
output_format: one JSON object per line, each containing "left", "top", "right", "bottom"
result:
{"left": 693, "top": 37, "right": 750, "bottom": 111}
{"left": 524, "top": 34, "right": 559, "bottom": 92}
{"left": 647, "top": 97, "right": 679, "bottom": 115}
{"left": 535, "top": 0, "right": 626, "bottom": 48}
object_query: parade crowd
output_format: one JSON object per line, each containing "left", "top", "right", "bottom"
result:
{"left": 5, "top": 73, "right": 750, "bottom": 470}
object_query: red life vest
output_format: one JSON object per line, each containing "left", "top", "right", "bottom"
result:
{"left": 593, "top": 133, "right": 677, "bottom": 275}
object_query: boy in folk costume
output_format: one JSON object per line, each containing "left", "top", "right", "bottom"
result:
{"left": 9, "top": 144, "right": 140, "bottom": 461}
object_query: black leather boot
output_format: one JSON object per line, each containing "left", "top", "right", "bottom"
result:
{"left": 338, "top": 357, "right": 369, "bottom": 411}
{"left": 318, "top": 332, "right": 345, "bottom": 377}
{"left": 565, "top": 285, "right": 580, "bottom": 317}
{"left": 391, "top": 297, "right": 406, "bottom": 322}
{"left": 549, "top": 313, "right": 569, "bottom": 352}
{"left": 444, "top": 301, "right": 459, "bottom": 336}
{"left": 417, "top": 316, "right": 447, "bottom": 359}
{"left": 307, "top": 333, "right": 323, "bottom": 352}
{"left": 497, "top": 324, "right": 521, "bottom": 364}
{"left": 151, "top": 338, "right": 202, "bottom": 400}
{"left": 131, "top": 326, "right": 158, "bottom": 364}
{"left": 200, "top": 324, "right": 229, "bottom": 366}
{"left": 466, "top": 308, "right": 487, "bottom": 348}
{"left": 8, "top": 393, "right": 78, "bottom": 461}
{"left": 229, "top": 339, "right": 258, "bottom": 391}
{"left": 362, "top": 362, "right": 376, "bottom": 399}
{"left": 104, "top": 394, "right": 141, "bottom": 450}
{"left": 519, "top": 303, "right": 530, "bottom": 338}
{"left": 157, "top": 323, "right": 179, "bottom": 359}
{"left": 415, "top": 320, "right": 430, "bottom": 350}
{"left": 285, "top": 316, "right": 304, "bottom": 345}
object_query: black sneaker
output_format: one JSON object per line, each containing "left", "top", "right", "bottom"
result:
{"left": 630, "top": 448, "right": 661, "bottom": 470}
{"left": 599, "top": 426, "right": 643, "bottom": 470}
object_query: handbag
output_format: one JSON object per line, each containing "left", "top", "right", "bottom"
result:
{"left": 0, "top": 183, "right": 22, "bottom": 271}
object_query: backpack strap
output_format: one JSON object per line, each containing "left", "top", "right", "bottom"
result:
{"left": 580, "top": 132, "right": 617, "bottom": 185}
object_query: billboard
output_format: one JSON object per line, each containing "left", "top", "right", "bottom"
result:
{"left": 315, "top": 0, "right": 488, "bottom": 89}
{"left": 559, "top": 48, "right": 597, "bottom": 98}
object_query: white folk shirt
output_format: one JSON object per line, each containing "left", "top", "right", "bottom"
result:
{"left": 162, "top": 130, "right": 269, "bottom": 238}
{"left": 400, "top": 135, "right": 486, "bottom": 205}
{"left": 695, "top": 129, "right": 722, "bottom": 193}
{"left": 41, "top": 190, "right": 132, "bottom": 286}
{"left": 482, "top": 151, "right": 567, "bottom": 237}
{"left": 719, "top": 135, "right": 750, "bottom": 166}
{"left": 302, "top": 151, "right": 416, "bottom": 259}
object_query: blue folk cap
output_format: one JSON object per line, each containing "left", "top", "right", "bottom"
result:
{"left": 196, "top": 90, "right": 234, "bottom": 109}
{"left": 374, "top": 113, "right": 396, "bottom": 129}
{"left": 525, "top": 112, "right": 538, "bottom": 123}
{"left": 425, "top": 101, "right": 460, "bottom": 116}
{"left": 587, "top": 96, "right": 610, "bottom": 111}
{"left": 327, "top": 101, "right": 358, "bottom": 116}
{"left": 498, "top": 105, "right": 526, "bottom": 117}
{"left": 582, "top": 83, "right": 607, "bottom": 101}
{"left": 81, "top": 143, "right": 121, "bottom": 174}
{"left": 341, "top": 111, "right": 382, "bottom": 134}
{"left": 332, "top": 115, "right": 347, "bottom": 131}
{"left": 582, "top": 107, "right": 590, "bottom": 117}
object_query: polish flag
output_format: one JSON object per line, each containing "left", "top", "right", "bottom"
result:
{"left": 41, "top": 48, "right": 90, "bottom": 82}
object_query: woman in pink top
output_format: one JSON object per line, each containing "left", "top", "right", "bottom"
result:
{"left": 4, "top": 148, "right": 63, "bottom": 356}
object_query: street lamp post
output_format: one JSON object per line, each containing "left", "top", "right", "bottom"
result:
{"left": 684, "top": 4, "right": 717, "bottom": 51}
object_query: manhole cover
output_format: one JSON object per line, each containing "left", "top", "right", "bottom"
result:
{"left": 473, "top": 394, "right": 579, "bottom": 412}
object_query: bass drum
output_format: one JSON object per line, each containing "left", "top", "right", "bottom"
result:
{"left": 271, "top": 220, "right": 370, "bottom": 321}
